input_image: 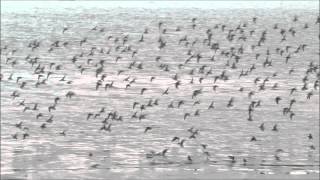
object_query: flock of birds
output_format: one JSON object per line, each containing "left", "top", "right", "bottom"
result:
{"left": 1, "top": 12, "right": 319, "bottom": 171}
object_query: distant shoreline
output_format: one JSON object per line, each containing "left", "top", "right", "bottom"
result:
{"left": 1, "top": 1, "right": 319, "bottom": 14}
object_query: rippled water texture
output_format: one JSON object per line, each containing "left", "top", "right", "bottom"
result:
{"left": 1, "top": 2, "right": 319, "bottom": 179}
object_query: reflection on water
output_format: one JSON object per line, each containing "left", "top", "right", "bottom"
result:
{"left": 1, "top": 5, "right": 319, "bottom": 179}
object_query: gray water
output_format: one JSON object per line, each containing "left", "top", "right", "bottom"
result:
{"left": 1, "top": 6, "right": 319, "bottom": 180}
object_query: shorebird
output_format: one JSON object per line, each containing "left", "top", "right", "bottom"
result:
{"left": 59, "top": 130, "right": 66, "bottom": 136}
{"left": 100, "top": 124, "right": 111, "bottom": 132}
{"left": 178, "top": 139, "right": 186, "bottom": 147}
{"left": 172, "top": 136, "right": 180, "bottom": 142}
{"left": 184, "top": 113, "right": 190, "bottom": 120}
{"left": 144, "top": 127, "right": 152, "bottom": 133}
{"left": 228, "top": 156, "right": 236, "bottom": 163}
{"left": 66, "top": 91, "right": 75, "bottom": 98}
{"left": 272, "top": 124, "right": 278, "bottom": 131}
{"left": 227, "top": 97, "right": 234, "bottom": 107}
{"left": 259, "top": 123, "right": 265, "bottom": 131}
